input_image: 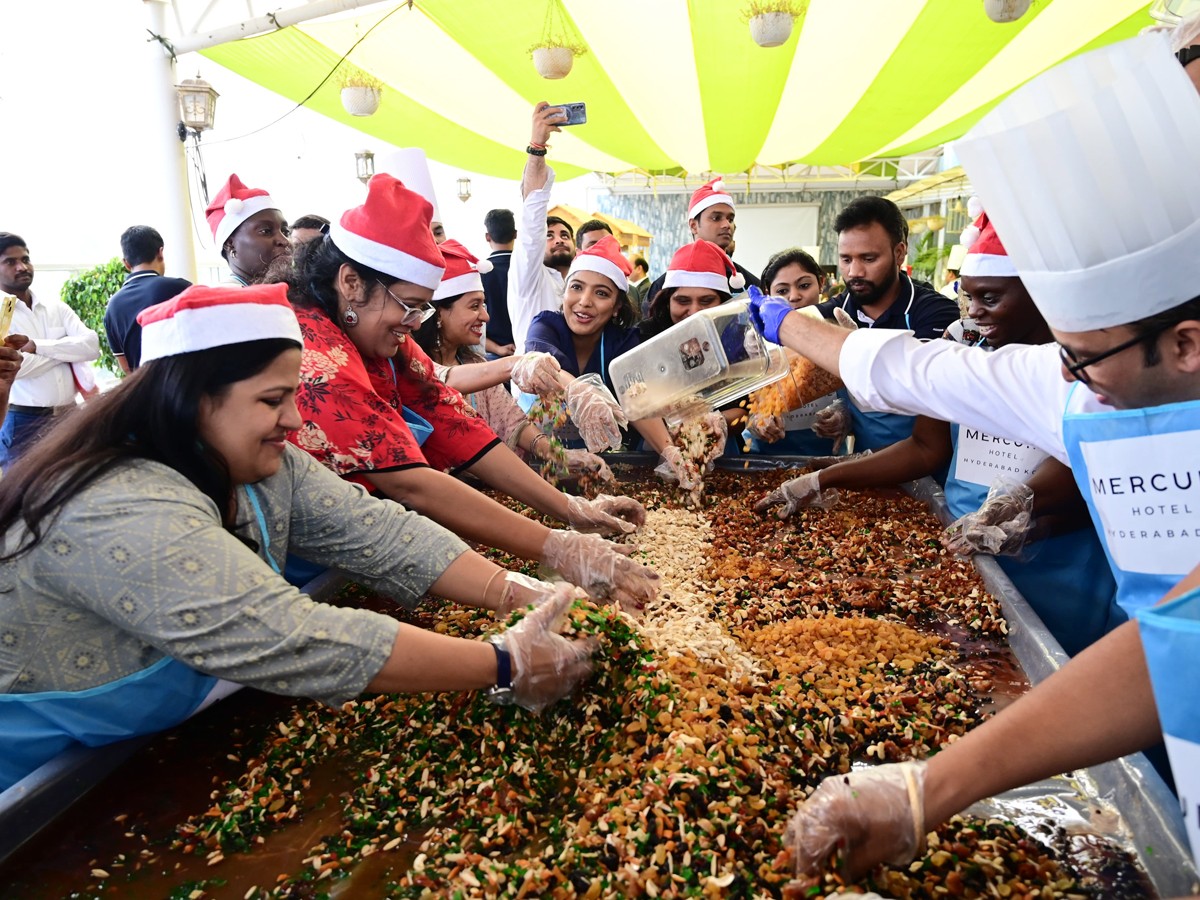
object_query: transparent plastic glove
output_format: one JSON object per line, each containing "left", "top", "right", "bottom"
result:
{"left": 562, "top": 448, "right": 614, "bottom": 483}
{"left": 510, "top": 352, "right": 563, "bottom": 396}
{"left": 698, "top": 411, "right": 728, "bottom": 464}
{"left": 565, "top": 493, "right": 645, "bottom": 536}
{"left": 753, "top": 471, "right": 838, "bottom": 518}
{"left": 655, "top": 444, "right": 701, "bottom": 492}
{"left": 747, "top": 285, "right": 795, "bottom": 345}
{"left": 806, "top": 449, "right": 872, "bottom": 471}
{"left": 495, "top": 571, "right": 558, "bottom": 616}
{"left": 495, "top": 584, "right": 598, "bottom": 713}
{"left": 832, "top": 306, "right": 859, "bottom": 331}
{"left": 566, "top": 374, "right": 628, "bottom": 453}
{"left": 541, "top": 529, "right": 661, "bottom": 613}
{"left": 747, "top": 413, "right": 786, "bottom": 444}
{"left": 786, "top": 761, "right": 926, "bottom": 880}
{"left": 812, "top": 399, "right": 852, "bottom": 452}
{"left": 942, "top": 479, "right": 1035, "bottom": 557}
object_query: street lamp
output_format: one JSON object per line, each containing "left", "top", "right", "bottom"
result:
{"left": 456, "top": 177, "right": 472, "bottom": 202}
{"left": 176, "top": 74, "right": 219, "bottom": 142}
{"left": 355, "top": 150, "right": 376, "bottom": 185}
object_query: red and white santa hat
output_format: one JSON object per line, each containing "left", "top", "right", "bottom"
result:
{"left": 663, "top": 240, "right": 745, "bottom": 293}
{"left": 206, "top": 174, "right": 280, "bottom": 249}
{"left": 138, "top": 283, "right": 302, "bottom": 365}
{"left": 432, "top": 239, "right": 493, "bottom": 301}
{"left": 329, "top": 174, "right": 446, "bottom": 289}
{"left": 565, "top": 234, "right": 632, "bottom": 292}
{"left": 687, "top": 177, "right": 735, "bottom": 220}
{"left": 959, "top": 198, "right": 1018, "bottom": 278}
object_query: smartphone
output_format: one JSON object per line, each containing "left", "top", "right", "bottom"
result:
{"left": 553, "top": 102, "right": 587, "bottom": 126}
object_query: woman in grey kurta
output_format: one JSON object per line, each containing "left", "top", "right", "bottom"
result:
{"left": 0, "top": 284, "right": 594, "bottom": 790}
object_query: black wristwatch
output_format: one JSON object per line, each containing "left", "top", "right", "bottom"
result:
{"left": 485, "top": 636, "right": 515, "bottom": 706}
{"left": 1178, "top": 44, "right": 1200, "bottom": 67}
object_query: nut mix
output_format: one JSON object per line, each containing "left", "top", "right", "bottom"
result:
{"left": 120, "top": 470, "right": 1137, "bottom": 898}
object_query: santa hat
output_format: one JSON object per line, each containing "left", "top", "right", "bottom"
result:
{"left": 687, "top": 178, "right": 735, "bottom": 220}
{"left": 329, "top": 174, "right": 446, "bottom": 290}
{"left": 663, "top": 240, "right": 745, "bottom": 293}
{"left": 206, "top": 175, "right": 280, "bottom": 249}
{"left": 959, "top": 210, "right": 1018, "bottom": 278}
{"left": 138, "top": 283, "right": 301, "bottom": 365}
{"left": 954, "top": 33, "right": 1200, "bottom": 332}
{"left": 565, "top": 234, "right": 632, "bottom": 292}
{"left": 432, "top": 239, "right": 493, "bottom": 301}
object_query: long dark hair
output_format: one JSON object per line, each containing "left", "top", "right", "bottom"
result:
{"left": 412, "top": 293, "right": 485, "bottom": 365}
{"left": 639, "top": 285, "right": 733, "bottom": 341}
{"left": 0, "top": 339, "right": 299, "bottom": 561}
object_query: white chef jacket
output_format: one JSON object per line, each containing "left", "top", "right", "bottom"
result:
{"left": 837, "top": 329, "right": 1113, "bottom": 464}
{"left": 10, "top": 290, "right": 100, "bottom": 408}
{"left": 507, "top": 166, "right": 565, "bottom": 354}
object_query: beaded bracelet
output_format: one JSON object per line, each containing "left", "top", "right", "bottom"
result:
{"left": 526, "top": 145, "right": 548, "bottom": 157}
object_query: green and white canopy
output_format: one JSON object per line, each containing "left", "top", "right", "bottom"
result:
{"left": 201, "top": 0, "right": 1152, "bottom": 180}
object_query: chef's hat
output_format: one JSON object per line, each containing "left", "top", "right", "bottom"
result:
{"left": 377, "top": 148, "right": 441, "bottom": 223}
{"left": 953, "top": 33, "right": 1200, "bottom": 333}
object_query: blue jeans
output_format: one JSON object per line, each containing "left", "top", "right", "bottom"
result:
{"left": 0, "top": 409, "right": 55, "bottom": 469}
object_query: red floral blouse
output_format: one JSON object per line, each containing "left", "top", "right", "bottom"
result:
{"left": 290, "top": 305, "right": 499, "bottom": 488}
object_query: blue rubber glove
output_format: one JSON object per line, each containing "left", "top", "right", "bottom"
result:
{"left": 747, "top": 285, "right": 795, "bottom": 345}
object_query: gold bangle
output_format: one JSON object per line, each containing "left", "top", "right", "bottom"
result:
{"left": 483, "top": 568, "right": 506, "bottom": 609}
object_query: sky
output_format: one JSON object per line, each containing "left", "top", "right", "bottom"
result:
{"left": 0, "top": 0, "right": 601, "bottom": 294}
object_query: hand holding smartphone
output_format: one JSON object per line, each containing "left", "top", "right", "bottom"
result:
{"left": 552, "top": 102, "right": 587, "bottom": 126}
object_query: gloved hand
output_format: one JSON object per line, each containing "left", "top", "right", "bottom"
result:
{"left": 806, "top": 449, "right": 871, "bottom": 471}
{"left": 566, "top": 374, "right": 628, "bottom": 453}
{"left": 566, "top": 493, "right": 645, "bottom": 536}
{"left": 510, "top": 352, "right": 563, "bottom": 396}
{"left": 747, "top": 413, "right": 786, "bottom": 444}
{"left": 493, "top": 584, "right": 598, "bottom": 713}
{"left": 812, "top": 399, "right": 853, "bottom": 452}
{"left": 753, "top": 471, "right": 838, "bottom": 518}
{"left": 562, "top": 448, "right": 614, "bottom": 483}
{"left": 495, "top": 571, "right": 558, "bottom": 615}
{"left": 747, "top": 285, "right": 795, "bottom": 345}
{"left": 655, "top": 444, "right": 701, "bottom": 492}
{"left": 942, "top": 480, "right": 1035, "bottom": 557}
{"left": 785, "top": 761, "right": 927, "bottom": 880}
{"left": 541, "top": 529, "right": 661, "bottom": 613}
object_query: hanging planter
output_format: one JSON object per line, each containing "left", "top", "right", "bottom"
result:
{"left": 983, "top": 0, "right": 1032, "bottom": 23}
{"left": 338, "top": 67, "right": 383, "bottom": 117}
{"left": 742, "top": 1, "right": 808, "bottom": 48}
{"left": 529, "top": 0, "right": 587, "bottom": 80}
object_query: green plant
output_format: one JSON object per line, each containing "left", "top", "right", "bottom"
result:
{"left": 60, "top": 258, "right": 125, "bottom": 376}
{"left": 911, "top": 231, "right": 950, "bottom": 285}
{"left": 740, "top": 0, "right": 808, "bottom": 21}
{"left": 337, "top": 65, "right": 382, "bottom": 91}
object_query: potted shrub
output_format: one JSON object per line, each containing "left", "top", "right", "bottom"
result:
{"left": 339, "top": 69, "right": 383, "bottom": 117}
{"left": 743, "top": 1, "right": 808, "bottom": 48}
{"left": 531, "top": 42, "right": 580, "bottom": 80}
{"left": 529, "top": 0, "right": 587, "bottom": 79}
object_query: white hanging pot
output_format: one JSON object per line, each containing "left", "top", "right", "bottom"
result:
{"left": 533, "top": 46, "right": 575, "bottom": 79}
{"left": 983, "top": 0, "right": 1032, "bottom": 23}
{"left": 341, "top": 86, "right": 381, "bottom": 117}
{"left": 749, "top": 12, "right": 794, "bottom": 48}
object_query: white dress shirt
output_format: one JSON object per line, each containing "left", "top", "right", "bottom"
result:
{"left": 11, "top": 290, "right": 100, "bottom": 408}
{"left": 837, "top": 328, "right": 1115, "bottom": 464}
{"left": 507, "top": 166, "right": 565, "bottom": 354}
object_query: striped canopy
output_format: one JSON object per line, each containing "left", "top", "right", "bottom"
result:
{"left": 202, "top": 0, "right": 1152, "bottom": 180}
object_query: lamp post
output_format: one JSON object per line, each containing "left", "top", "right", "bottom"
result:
{"left": 355, "top": 150, "right": 376, "bottom": 185}
{"left": 175, "top": 74, "right": 218, "bottom": 206}
{"left": 456, "top": 177, "right": 472, "bottom": 202}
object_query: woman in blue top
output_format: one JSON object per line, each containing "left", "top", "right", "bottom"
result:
{"left": 745, "top": 248, "right": 842, "bottom": 457}
{"left": 755, "top": 218, "right": 1124, "bottom": 657}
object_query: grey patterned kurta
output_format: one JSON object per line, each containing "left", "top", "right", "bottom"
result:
{"left": 0, "top": 444, "right": 468, "bottom": 706}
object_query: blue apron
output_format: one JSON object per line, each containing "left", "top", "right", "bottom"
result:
{"left": 841, "top": 290, "right": 918, "bottom": 452}
{"left": 1062, "top": 390, "right": 1200, "bottom": 616}
{"left": 0, "top": 487, "right": 287, "bottom": 790}
{"left": 1138, "top": 586, "right": 1200, "bottom": 867}
{"left": 946, "top": 423, "right": 1125, "bottom": 657}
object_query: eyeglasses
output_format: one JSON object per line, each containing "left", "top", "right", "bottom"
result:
{"left": 1057, "top": 322, "right": 1171, "bottom": 385}
{"left": 379, "top": 282, "right": 435, "bottom": 327}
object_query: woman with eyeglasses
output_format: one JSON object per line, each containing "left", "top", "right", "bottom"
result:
{"left": 277, "top": 175, "right": 657, "bottom": 613}
{"left": 756, "top": 215, "right": 1124, "bottom": 657}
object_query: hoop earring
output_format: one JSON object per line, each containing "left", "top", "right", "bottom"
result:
{"left": 342, "top": 307, "right": 359, "bottom": 327}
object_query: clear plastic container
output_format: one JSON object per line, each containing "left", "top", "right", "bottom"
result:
{"left": 608, "top": 298, "right": 793, "bottom": 425}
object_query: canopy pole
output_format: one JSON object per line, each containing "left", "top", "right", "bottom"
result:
{"left": 145, "top": 0, "right": 199, "bottom": 283}
{"left": 170, "top": 0, "right": 395, "bottom": 55}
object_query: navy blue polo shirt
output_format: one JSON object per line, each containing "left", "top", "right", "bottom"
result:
{"left": 816, "top": 271, "right": 959, "bottom": 339}
{"left": 104, "top": 270, "right": 192, "bottom": 369}
{"left": 480, "top": 250, "right": 514, "bottom": 348}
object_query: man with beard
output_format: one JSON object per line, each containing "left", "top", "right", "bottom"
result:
{"left": 644, "top": 179, "right": 760, "bottom": 309}
{"left": 205, "top": 174, "right": 292, "bottom": 287}
{"left": 508, "top": 102, "right": 576, "bottom": 353}
{"left": 814, "top": 196, "right": 959, "bottom": 451}
{"left": 0, "top": 232, "right": 99, "bottom": 468}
